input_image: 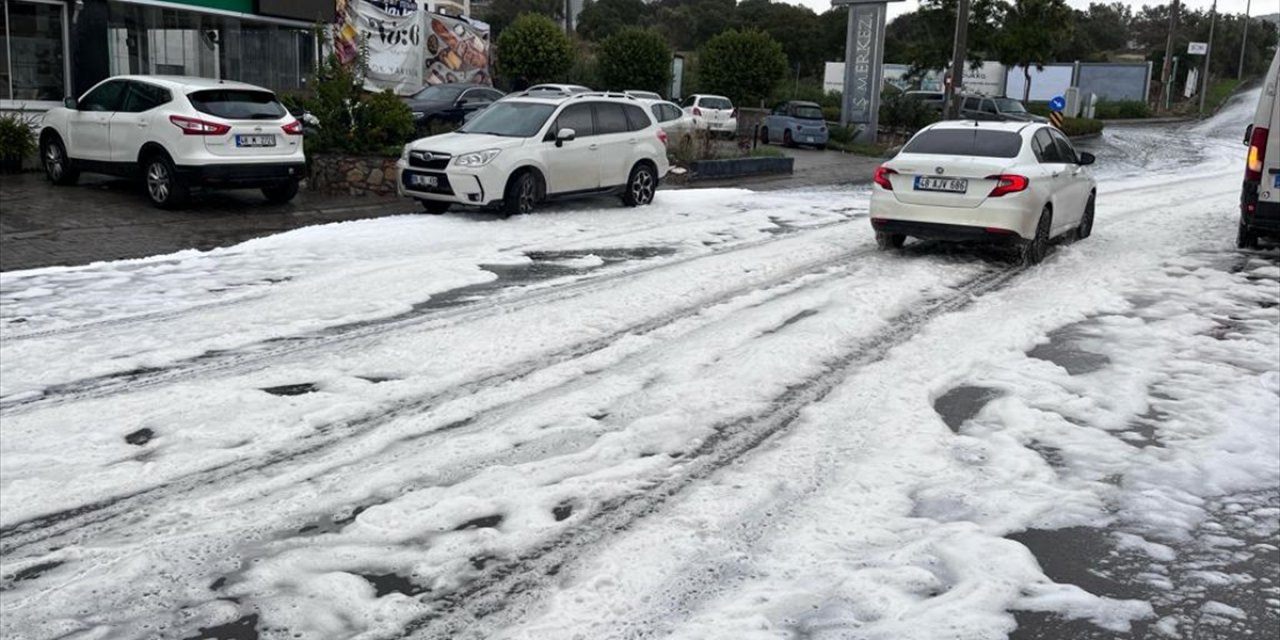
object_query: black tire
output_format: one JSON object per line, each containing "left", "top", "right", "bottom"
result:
{"left": 503, "top": 171, "right": 540, "bottom": 217}
{"left": 419, "top": 199, "right": 450, "bottom": 215}
{"left": 1022, "top": 207, "right": 1052, "bottom": 266}
{"left": 875, "top": 231, "right": 906, "bottom": 250}
{"left": 783, "top": 130, "right": 795, "bottom": 147}
{"left": 143, "top": 153, "right": 189, "bottom": 209}
{"left": 759, "top": 127, "right": 769, "bottom": 145}
{"left": 262, "top": 180, "right": 299, "bottom": 204}
{"left": 41, "top": 136, "right": 79, "bottom": 186}
{"left": 621, "top": 163, "right": 657, "bottom": 207}
{"left": 1237, "top": 219, "right": 1259, "bottom": 250}
{"left": 1075, "top": 194, "right": 1095, "bottom": 240}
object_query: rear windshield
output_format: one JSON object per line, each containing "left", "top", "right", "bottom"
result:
{"left": 793, "top": 105, "right": 824, "bottom": 120}
{"left": 902, "top": 129, "right": 1023, "bottom": 158}
{"left": 188, "top": 89, "right": 286, "bottom": 120}
{"left": 698, "top": 97, "right": 732, "bottom": 110}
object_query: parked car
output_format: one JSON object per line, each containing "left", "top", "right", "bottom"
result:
{"left": 958, "top": 94, "right": 1049, "bottom": 123}
{"left": 869, "top": 120, "right": 1096, "bottom": 265}
{"left": 38, "top": 75, "right": 305, "bottom": 209}
{"left": 1237, "top": 46, "right": 1280, "bottom": 249}
{"left": 904, "top": 90, "right": 946, "bottom": 112}
{"left": 397, "top": 93, "right": 670, "bottom": 216}
{"left": 641, "top": 99, "right": 698, "bottom": 146}
{"left": 625, "top": 90, "right": 663, "bottom": 101}
{"left": 683, "top": 94, "right": 737, "bottom": 137}
{"left": 401, "top": 83, "right": 504, "bottom": 129}
{"left": 760, "top": 100, "right": 829, "bottom": 147}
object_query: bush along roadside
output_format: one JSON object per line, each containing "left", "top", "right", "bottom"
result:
{"left": 1060, "top": 117, "right": 1104, "bottom": 137}
{"left": 0, "top": 111, "right": 38, "bottom": 173}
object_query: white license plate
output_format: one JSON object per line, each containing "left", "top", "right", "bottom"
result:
{"left": 235, "top": 135, "right": 276, "bottom": 148}
{"left": 410, "top": 174, "right": 438, "bottom": 188}
{"left": 915, "top": 176, "right": 968, "bottom": 193}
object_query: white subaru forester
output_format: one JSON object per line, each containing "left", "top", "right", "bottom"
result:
{"left": 397, "top": 92, "right": 670, "bottom": 216}
{"left": 38, "top": 75, "right": 305, "bottom": 209}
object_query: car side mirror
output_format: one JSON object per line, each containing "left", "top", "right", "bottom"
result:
{"left": 555, "top": 127, "right": 576, "bottom": 147}
{"left": 63, "top": 96, "right": 78, "bottom": 110}
{"left": 1078, "top": 152, "right": 1096, "bottom": 166}
{"left": 1244, "top": 124, "right": 1253, "bottom": 145}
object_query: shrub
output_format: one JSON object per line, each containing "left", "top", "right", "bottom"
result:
{"left": 1060, "top": 117, "right": 1104, "bottom": 137}
{"left": 597, "top": 28, "right": 671, "bottom": 94}
{"left": 0, "top": 111, "right": 38, "bottom": 163}
{"left": 879, "top": 92, "right": 940, "bottom": 135}
{"left": 698, "top": 29, "right": 788, "bottom": 107}
{"left": 296, "top": 37, "right": 415, "bottom": 157}
{"left": 496, "top": 14, "right": 575, "bottom": 87}
{"left": 1093, "top": 100, "right": 1150, "bottom": 119}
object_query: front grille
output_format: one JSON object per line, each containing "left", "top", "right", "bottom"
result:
{"left": 409, "top": 151, "right": 451, "bottom": 171}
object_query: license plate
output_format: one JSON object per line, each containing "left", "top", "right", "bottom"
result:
{"left": 235, "top": 135, "right": 276, "bottom": 148}
{"left": 410, "top": 174, "right": 438, "bottom": 188}
{"left": 915, "top": 176, "right": 968, "bottom": 193}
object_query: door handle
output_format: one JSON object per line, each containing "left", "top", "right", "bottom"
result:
{"left": 137, "top": 121, "right": 149, "bottom": 128}
{"left": 628, "top": 138, "right": 637, "bottom": 144}
{"left": 588, "top": 144, "right": 599, "bottom": 150}
{"left": 1051, "top": 172, "right": 1061, "bottom": 178}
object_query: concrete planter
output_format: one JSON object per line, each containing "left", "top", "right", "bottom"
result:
{"left": 687, "top": 156, "right": 794, "bottom": 182}
{"left": 308, "top": 153, "right": 400, "bottom": 197}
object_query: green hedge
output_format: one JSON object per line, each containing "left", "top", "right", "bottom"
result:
{"left": 1061, "top": 117, "right": 1104, "bottom": 137}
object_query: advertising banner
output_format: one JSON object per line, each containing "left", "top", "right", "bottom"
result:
{"left": 423, "top": 13, "right": 491, "bottom": 86}
{"left": 335, "top": 0, "right": 422, "bottom": 94}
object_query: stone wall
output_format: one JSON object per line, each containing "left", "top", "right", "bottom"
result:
{"left": 308, "top": 154, "right": 400, "bottom": 197}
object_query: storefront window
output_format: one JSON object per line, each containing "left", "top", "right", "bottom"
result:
{"left": 107, "top": 2, "right": 315, "bottom": 94}
{"left": 0, "top": 0, "right": 68, "bottom": 102}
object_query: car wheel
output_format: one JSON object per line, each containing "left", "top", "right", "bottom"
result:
{"left": 1236, "top": 219, "right": 1259, "bottom": 250}
{"left": 875, "top": 231, "right": 906, "bottom": 250}
{"left": 1021, "top": 207, "right": 1052, "bottom": 266}
{"left": 1075, "top": 194, "right": 1095, "bottom": 240}
{"left": 261, "top": 180, "right": 299, "bottom": 204}
{"left": 144, "top": 153, "right": 189, "bottom": 209}
{"left": 622, "top": 163, "right": 657, "bottom": 207}
{"left": 759, "top": 126, "right": 769, "bottom": 145}
{"left": 420, "top": 199, "right": 450, "bottom": 215}
{"left": 503, "top": 171, "right": 539, "bottom": 217}
{"left": 783, "top": 130, "right": 795, "bottom": 147}
{"left": 41, "top": 136, "right": 79, "bottom": 186}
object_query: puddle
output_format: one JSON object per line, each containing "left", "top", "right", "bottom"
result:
{"left": 1025, "top": 440, "right": 1066, "bottom": 469}
{"left": 125, "top": 428, "right": 155, "bottom": 446}
{"left": 259, "top": 383, "right": 318, "bottom": 397}
{"left": 361, "top": 572, "right": 428, "bottom": 597}
{"left": 186, "top": 613, "right": 259, "bottom": 640}
{"left": 296, "top": 504, "right": 370, "bottom": 536}
{"left": 552, "top": 502, "right": 574, "bottom": 522}
{"left": 1120, "top": 406, "right": 1167, "bottom": 449}
{"left": 357, "top": 376, "right": 398, "bottom": 384}
{"left": 1027, "top": 325, "right": 1111, "bottom": 375}
{"left": 1006, "top": 527, "right": 1147, "bottom": 601}
{"left": 454, "top": 514, "right": 503, "bottom": 531}
{"left": 3, "top": 560, "right": 64, "bottom": 586}
{"left": 933, "top": 385, "right": 1002, "bottom": 433}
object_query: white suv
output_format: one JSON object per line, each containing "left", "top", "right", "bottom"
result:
{"left": 397, "top": 93, "right": 670, "bottom": 216}
{"left": 39, "top": 75, "right": 305, "bottom": 209}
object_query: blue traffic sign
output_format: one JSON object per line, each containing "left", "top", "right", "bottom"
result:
{"left": 1049, "top": 96, "right": 1066, "bottom": 111}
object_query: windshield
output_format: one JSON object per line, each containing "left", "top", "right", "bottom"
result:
{"left": 458, "top": 102, "right": 556, "bottom": 137}
{"left": 413, "top": 85, "right": 465, "bottom": 102}
{"left": 188, "top": 89, "right": 285, "bottom": 120}
{"left": 793, "top": 106, "right": 824, "bottom": 120}
{"left": 993, "top": 98, "right": 1028, "bottom": 113}
{"left": 902, "top": 129, "right": 1023, "bottom": 158}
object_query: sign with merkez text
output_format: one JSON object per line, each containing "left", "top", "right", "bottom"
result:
{"left": 832, "top": 0, "right": 902, "bottom": 143}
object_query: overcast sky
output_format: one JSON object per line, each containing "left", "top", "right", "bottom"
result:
{"left": 787, "top": 0, "right": 1267, "bottom": 22}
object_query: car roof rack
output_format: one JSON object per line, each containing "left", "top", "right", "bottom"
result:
{"left": 572, "top": 91, "right": 637, "bottom": 101}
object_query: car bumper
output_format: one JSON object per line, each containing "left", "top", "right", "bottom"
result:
{"left": 396, "top": 160, "right": 501, "bottom": 206}
{"left": 791, "top": 131, "right": 829, "bottom": 146}
{"left": 869, "top": 189, "right": 1040, "bottom": 240}
{"left": 705, "top": 119, "right": 738, "bottom": 134}
{"left": 1241, "top": 198, "right": 1280, "bottom": 233}
{"left": 175, "top": 162, "right": 306, "bottom": 188}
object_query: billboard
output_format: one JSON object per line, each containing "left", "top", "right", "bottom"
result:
{"left": 1005, "top": 64, "right": 1074, "bottom": 102}
{"left": 333, "top": 1, "right": 491, "bottom": 95}
{"left": 424, "top": 13, "right": 491, "bottom": 86}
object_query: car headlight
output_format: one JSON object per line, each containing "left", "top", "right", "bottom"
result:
{"left": 455, "top": 149, "right": 501, "bottom": 167}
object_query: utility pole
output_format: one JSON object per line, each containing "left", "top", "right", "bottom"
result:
{"left": 1237, "top": 0, "right": 1251, "bottom": 79}
{"left": 1198, "top": 0, "right": 1217, "bottom": 114}
{"left": 1158, "top": 0, "right": 1179, "bottom": 112}
{"left": 946, "top": 0, "right": 971, "bottom": 119}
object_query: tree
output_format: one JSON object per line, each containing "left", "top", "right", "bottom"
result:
{"left": 597, "top": 28, "right": 672, "bottom": 93}
{"left": 890, "top": 0, "right": 1003, "bottom": 79}
{"left": 990, "top": 0, "right": 1074, "bottom": 102}
{"left": 651, "top": 0, "right": 736, "bottom": 51}
{"left": 496, "top": 14, "right": 575, "bottom": 87}
{"left": 481, "top": 0, "right": 564, "bottom": 38}
{"left": 576, "top": 0, "right": 651, "bottom": 42}
{"left": 698, "top": 29, "right": 789, "bottom": 106}
{"left": 734, "top": 0, "right": 823, "bottom": 78}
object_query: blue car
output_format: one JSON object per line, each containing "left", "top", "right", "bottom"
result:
{"left": 760, "top": 101, "right": 829, "bottom": 147}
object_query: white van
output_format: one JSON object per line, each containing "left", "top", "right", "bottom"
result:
{"left": 1238, "top": 47, "right": 1280, "bottom": 248}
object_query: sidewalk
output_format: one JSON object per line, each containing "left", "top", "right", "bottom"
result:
{"left": 0, "top": 149, "right": 879, "bottom": 273}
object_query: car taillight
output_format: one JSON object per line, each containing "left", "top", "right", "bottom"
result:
{"left": 169, "top": 115, "right": 230, "bottom": 136}
{"left": 657, "top": 128, "right": 668, "bottom": 146}
{"left": 986, "top": 174, "right": 1029, "bottom": 197}
{"left": 1245, "top": 126, "right": 1269, "bottom": 182}
{"left": 282, "top": 120, "right": 304, "bottom": 135}
{"left": 873, "top": 165, "right": 897, "bottom": 190}
{"left": 693, "top": 107, "right": 702, "bottom": 117}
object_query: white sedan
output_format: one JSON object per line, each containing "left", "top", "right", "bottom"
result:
{"left": 869, "top": 121, "right": 1097, "bottom": 265}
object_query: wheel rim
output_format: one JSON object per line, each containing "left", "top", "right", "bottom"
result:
{"left": 518, "top": 178, "right": 536, "bottom": 214}
{"left": 631, "top": 169, "right": 654, "bottom": 204}
{"left": 147, "top": 161, "right": 170, "bottom": 203}
{"left": 44, "top": 144, "right": 62, "bottom": 180}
